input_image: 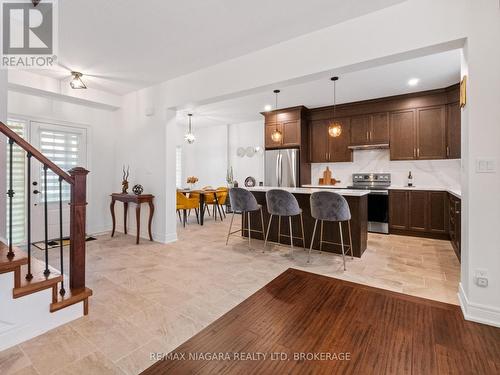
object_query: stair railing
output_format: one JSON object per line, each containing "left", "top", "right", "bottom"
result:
{"left": 1, "top": 121, "right": 89, "bottom": 294}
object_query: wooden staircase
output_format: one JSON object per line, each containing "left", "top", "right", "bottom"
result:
{"left": 1, "top": 119, "right": 92, "bottom": 336}
{"left": 1, "top": 242, "right": 92, "bottom": 315}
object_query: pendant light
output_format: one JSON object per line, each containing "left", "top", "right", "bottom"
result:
{"left": 328, "top": 76, "right": 342, "bottom": 138}
{"left": 270, "top": 89, "right": 282, "bottom": 142}
{"left": 70, "top": 71, "right": 87, "bottom": 89}
{"left": 184, "top": 113, "right": 195, "bottom": 144}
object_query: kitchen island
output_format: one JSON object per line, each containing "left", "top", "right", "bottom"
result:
{"left": 242, "top": 187, "right": 369, "bottom": 257}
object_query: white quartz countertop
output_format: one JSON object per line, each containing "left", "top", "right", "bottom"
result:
{"left": 245, "top": 186, "right": 370, "bottom": 197}
{"left": 302, "top": 184, "right": 461, "bottom": 199}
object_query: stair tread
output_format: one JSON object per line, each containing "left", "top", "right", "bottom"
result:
{"left": 50, "top": 287, "right": 93, "bottom": 313}
{"left": 13, "top": 261, "right": 63, "bottom": 298}
{"left": 0, "top": 242, "right": 27, "bottom": 273}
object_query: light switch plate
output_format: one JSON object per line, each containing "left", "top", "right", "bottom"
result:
{"left": 475, "top": 158, "right": 496, "bottom": 173}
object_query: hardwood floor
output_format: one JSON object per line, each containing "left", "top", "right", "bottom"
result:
{"left": 143, "top": 268, "right": 500, "bottom": 375}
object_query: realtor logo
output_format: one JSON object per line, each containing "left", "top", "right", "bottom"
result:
{"left": 1, "top": 0, "right": 58, "bottom": 68}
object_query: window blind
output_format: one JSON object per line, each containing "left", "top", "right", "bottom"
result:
{"left": 6, "top": 120, "right": 26, "bottom": 244}
{"left": 39, "top": 129, "right": 81, "bottom": 202}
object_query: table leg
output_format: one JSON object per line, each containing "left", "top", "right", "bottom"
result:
{"left": 124, "top": 202, "right": 128, "bottom": 234}
{"left": 110, "top": 199, "right": 116, "bottom": 237}
{"left": 148, "top": 201, "right": 154, "bottom": 241}
{"left": 199, "top": 194, "right": 205, "bottom": 226}
{"left": 136, "top": 204, "right": 141, "bottom": 245}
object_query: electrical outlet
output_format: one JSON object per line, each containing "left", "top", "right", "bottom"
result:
{"left": 474, "top": 269, "right": 489, "bottom": 287}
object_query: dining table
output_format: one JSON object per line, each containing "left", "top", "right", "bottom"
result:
{"left": 178, "top": 189, "right": 224, "bottom": 225}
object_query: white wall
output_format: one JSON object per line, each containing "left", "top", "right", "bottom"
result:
{"left": 7, "top": 91, "right": 118, "bottom": 235}
{"left": 113, "top": 89, "right": 177, "bottom": 244}
{"left": 177, "top": 124, "right": 228, "bottom": 188}
{"left": 0, "top": 71, "right": 7, "bottom": 242}
{"left": 228, "top": 121, "right": 265, "bottom": 186}
{"left": 311, "top": 149, "right": 461, "bottom": 188}
{"left": 458, "top": 0, "right": 500, "bottom": 327}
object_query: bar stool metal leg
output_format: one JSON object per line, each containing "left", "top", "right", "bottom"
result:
{"left": 260, "top": 208, "right": 265, "bottom": 250}
{"left": 247, "top": 211, "right": 251, "bottom": 249}
{"left": 348, "top": 220, "right": 354, "bottom": 259}
{"left": 339, "top": 222, "right": 346, "bottom": 271}
{"left": 308, "top": 219, "right": 318, "bottom": 263}
{"left": 300, "top": 213, "right": 306, "bottom": 251}
{"left": 289, "top": 216, "right": 294, "bottom": 259}
{"left": 319, "top": 220, "right": 324, "bottom": 253}
{"left": 264, "top": 214, "right": 273, "bottom": 251}
{"left": 226, "top": 212, "right": 235, "bottom": 245}
{"left": 277, "top": 216, "right": 281, "bottom": 244}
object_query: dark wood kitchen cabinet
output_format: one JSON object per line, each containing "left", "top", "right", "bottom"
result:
{"left": 408, "top": 191, "right": 428, "bottom": 232}
{"left": 449, "top": 193, "right": 461, "bottom": 260}
{"left": 416, "top": 106, "right": 446, "bottom": 159}
{"left": 328, "top": 117, "right": 352, "bottom": 162}
{"left": 390, "top": 106, "right": 447, "bottom": 160}
{"left": 309, "top": 120, "right": 329, "bottom": 162}
{"left": 350, "top": 112, "right": 389, "bottom": 146}
{"left": 263, "top": 107, "right": 306, "bottom": 149}
{"left": 446, "top": 101, "right": 461, "bottom": 159}
{"left": 309, "top": 117, "right": 352, "bottom": 163}
{"left": 389, "top": 189, "right": 449, "bottom": 239}
{"left": 389, "top": 110, "right": 416, "bottom": 160}
{"left": 389, "top": 190, "right": 409, "bottom": 230}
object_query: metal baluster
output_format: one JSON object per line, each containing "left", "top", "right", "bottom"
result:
{"left": 58, "top": 177, "right": 65, "bottom": 295}
{"left": 25, "top": 153, "right": 33, "bottom": 280}
{"left": 43, "top": 165, "right": 50, "bottom": 276}
{"left": 7, "top": 139, "right": 15, "bottom": 259}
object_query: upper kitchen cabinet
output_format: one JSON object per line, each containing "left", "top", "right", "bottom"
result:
{"left": 390, "top": 109, "right": 416, "bottom": 160}
{"left": 416, "top": 105, "right": 446, "bottom": 159}
{"left": 390, "top": 105, "right": 447, "bottom": 160}
{"left": 350, "top": 112, "right": 389, "bottom": 147}
{"left": 308, "top": 118, "right": 352, "bottom": 163}
{"left": 309, "top": 119, "right": 329, "bottom": 163}
{"left": 446, "top": 101, "right": 461, "bottom": 159}
{"left": 263, "top": 106, "right": 307, "bottom": 149}
{"left": 328, "top": 117, "right": 352, "bottom": 162}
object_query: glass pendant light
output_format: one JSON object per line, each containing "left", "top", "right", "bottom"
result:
{"left": 70, "top": 71, "right": 87, "bottom": 89}
{"left": 271, "top": 89, "right": 282, "bottom": 142}
{"left": 328, "top": 76, "right": 342, "bottom": 137}
{"left": 184, "top": 113, "right": 195, "bottom": 144}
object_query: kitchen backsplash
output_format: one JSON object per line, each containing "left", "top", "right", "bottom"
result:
{"left": 311, "top": 149, "right": 461, "bottom": 188}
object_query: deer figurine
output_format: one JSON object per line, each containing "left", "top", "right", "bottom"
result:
{"left": 122, "top": 165, "right": 130, "bottom": 194}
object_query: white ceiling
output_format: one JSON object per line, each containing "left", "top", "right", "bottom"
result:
{"left": 33, "top": 0, "right": 407, "bottom": 95}
{"left": 178, "top": 49, "right": 461, "bottom": 128}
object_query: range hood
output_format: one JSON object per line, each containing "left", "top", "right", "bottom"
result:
{"left": 348, "top": 143, "right": 389, "bottom": 150}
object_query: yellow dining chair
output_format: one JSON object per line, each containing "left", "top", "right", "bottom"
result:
{"left": 203, "top": 186, "right": 226, "bottom": 220}
{"left": 176, "top": 191, "right": 199, "bottom": 227}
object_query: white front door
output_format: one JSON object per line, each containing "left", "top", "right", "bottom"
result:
{"left": 29, "top": 122, "right": 87, "bottom": 243}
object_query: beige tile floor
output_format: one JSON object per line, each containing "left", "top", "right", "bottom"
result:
{"left": 1, "top": 214, "right": 460, "bottom": 374}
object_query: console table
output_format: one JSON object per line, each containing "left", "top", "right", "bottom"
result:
{"left": 110, "top": 193, "right": 155, "bottom": 244}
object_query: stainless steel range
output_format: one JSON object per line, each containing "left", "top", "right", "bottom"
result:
{"left": 348, "top": 173, "right": 391, "bottom": 234}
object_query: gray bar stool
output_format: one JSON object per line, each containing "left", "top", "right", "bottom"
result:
{"left": 264, "top": 189, "right": 305, "bottom": 258}
{"left": 226, "top": 188, "right": 265, "bottom": 249}
{"left": 309, "top": 191, "right": 353, "bottom": 270}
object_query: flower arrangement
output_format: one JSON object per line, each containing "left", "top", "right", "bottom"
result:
{"left": 186, "top": 176, "right": 198, "bottom": 189}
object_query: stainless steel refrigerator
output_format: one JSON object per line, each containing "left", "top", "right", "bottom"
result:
{"left": 264, "top": 149, "right": 300, "bottom": 187}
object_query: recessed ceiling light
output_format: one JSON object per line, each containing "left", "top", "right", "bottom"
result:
{"left": 264, "top": 104, "right": 272, "bottom": 111}
{"left": 408, "top": 78, "right": 420, "bottom": 86}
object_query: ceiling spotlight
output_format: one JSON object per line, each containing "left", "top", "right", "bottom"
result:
{"left": 408, "top": 78, "right": 420, "bottom": 87}
{"left": 70, "top": 71, "right": 87, "bottom": 89}
{"left": 264, "top": 104, "right": 272, "bottom": 112}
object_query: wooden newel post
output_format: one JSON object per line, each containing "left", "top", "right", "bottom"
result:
{"left": 69, "top": 167, "right": 89, "bottom": 290}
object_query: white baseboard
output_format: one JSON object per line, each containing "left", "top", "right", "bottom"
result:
{"left": 458, "top": 282, "right": 500, "bottom": 328}
{"left": 0, "top": 236, "right": 6, "bottom": 244}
